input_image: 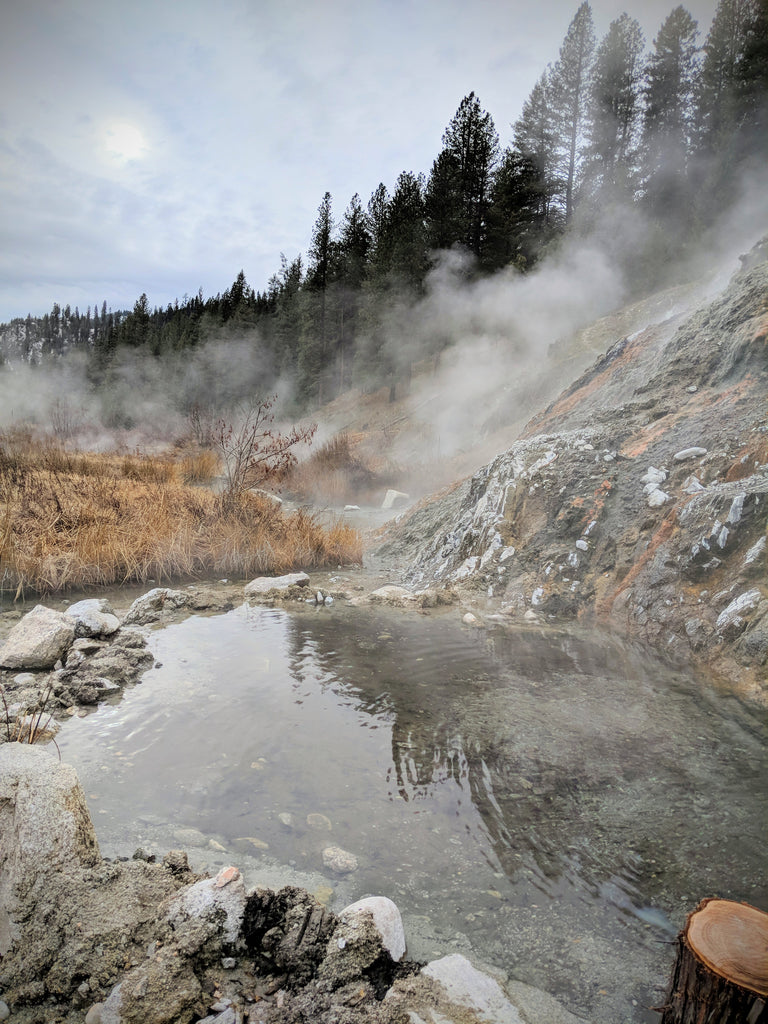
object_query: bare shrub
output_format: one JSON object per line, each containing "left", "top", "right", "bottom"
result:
{"left": 49, "top": 398, "right": 83, "bottom": 441}
{"left": 286, "top": 431, "right": 396, "bottom": 505}
{"left": 213, "top": 397, "right": 316, "bottom": 499}
{"left": 188, "top": 404, "right": 218, "bottom": 448}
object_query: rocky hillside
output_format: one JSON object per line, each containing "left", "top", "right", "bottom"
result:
{"left": 375, "top": 239, "right": 768, "bottom": 704}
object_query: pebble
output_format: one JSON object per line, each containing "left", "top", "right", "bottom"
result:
{"left": 674, "top": 447, "right": 707, "bottom": 461}
{"left": 462, "top": 613, "right": 479, "bottom": 626}
{"left": 84, "top": 1005, "right": 103, "bottom": 1024}
{"left": 322, "top": 845, "right": 359, "bottom": 874}
{"left": 647, "top": 488, "right": 670, "bottom": 507}
{"left": 575, "top": 539, "right": 588, "bottom": 552}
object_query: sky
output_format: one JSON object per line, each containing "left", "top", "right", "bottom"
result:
{"left": 0, "top": 0, "right": 720, "bottom": 323}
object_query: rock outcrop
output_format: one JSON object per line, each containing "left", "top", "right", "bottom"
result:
{"left": 375, "top": 244, "right": 768, "bottom": 702}
{"left": 0, "top": 747, "right": 583, "bottom": 1024}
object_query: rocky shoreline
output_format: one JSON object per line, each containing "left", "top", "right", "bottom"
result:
{"left": 0, "top": 579, "right": 586, "bottom": 1024}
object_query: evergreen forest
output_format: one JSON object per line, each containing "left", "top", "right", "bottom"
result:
{"left": 1, "top": 0, "right": 766, "bottom": 418}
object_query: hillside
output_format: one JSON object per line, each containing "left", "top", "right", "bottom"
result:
{"left": 372, "top": 238, "right": 768, "bottom": 703}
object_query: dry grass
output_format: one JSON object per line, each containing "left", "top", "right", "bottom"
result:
{"left": 0, "top": 432, "right": 361, "bottom": 596}
{"left": 286, "top": 432, "right": 398, "bottom": 506}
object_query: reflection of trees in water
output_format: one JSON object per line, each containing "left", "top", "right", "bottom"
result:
{"left": 280, "top": 609, "right": 639, "bottom": 900}
{"left": 279, "top": 608, "right": 764, "bottom": 913}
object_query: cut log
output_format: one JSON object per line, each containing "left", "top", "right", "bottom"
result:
{"left": 659, "top": 898, "right": 768, "bottom": 1024}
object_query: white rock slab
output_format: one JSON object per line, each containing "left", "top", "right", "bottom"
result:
{"left": 421, "top": 954, "right": 524, "bottom": 1023}
{"left": 673, "top": 447, "right": 707, "bottom": 461}
{"left": 716, "top": 589, "right": 762, "bottom": 632}
{"left": 382, "top": 489, "right": 409, "bottom": 510}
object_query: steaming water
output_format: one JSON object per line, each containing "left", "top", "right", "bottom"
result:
{"left": 53, "top": 603, "right": 767, "bottom": 1023}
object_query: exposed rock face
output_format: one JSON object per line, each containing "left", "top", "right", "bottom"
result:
{"left": 0, "top": 604, "right": 75, "bottom": 669}
{"left": 0, "top": 745, "right": 100, "bottom": 955}
{"left": 375, "top": 247, "right": 768, "bottom": 701}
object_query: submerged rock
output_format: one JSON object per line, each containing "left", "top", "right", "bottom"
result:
{"left": 322, "top": 845, "right": 359, "bottom": 875}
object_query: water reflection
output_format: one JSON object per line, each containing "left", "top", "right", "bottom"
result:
{"left": 53, "top": 602, "right": 767, "bottom": 1023}
{"left": 279, "top": 606, "right": 765, "bottom": 918}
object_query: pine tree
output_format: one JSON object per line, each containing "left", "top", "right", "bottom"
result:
{"left": 300, "top": 193, "right": 335, "bottom": 405}
{"left": 438, "top": 92, "right": 500, "bottom": 259}
{"left": 425, "top": 149, "right": 462, "bottom": 250}
{"left": 549, "top": 2, "right": 596, "bottom": 221}
{"left": 584, "top": 14, "right": 645, "bottom": 199}
{"left": 698, "top": 0, "right": 763, "bottom": 145}
{"left": 736, "top": 0, "right": 768, "bottom": 159}
{"left": 513, "top": 70, "right": 561, "bottom": 228}
{"left": 641, "top": 6, "right": 700, "bottom": 217}
{"left": 485, "top": 148, "right": 550, "bottom": 269}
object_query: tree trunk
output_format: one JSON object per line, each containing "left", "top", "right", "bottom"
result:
{"left": 659, "top": 898, "right": 768, "bottom": 1024}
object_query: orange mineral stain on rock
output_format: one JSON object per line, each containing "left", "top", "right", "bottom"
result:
{"left": 214, "top": 866, "right": 240, "bottom": 888}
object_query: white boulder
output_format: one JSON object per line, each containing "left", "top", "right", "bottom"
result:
{"left": 339, "top": 896, "right": 406, "bottom": 961}
{"left": 65, "top": 598, "right": 120, "bottom": 638}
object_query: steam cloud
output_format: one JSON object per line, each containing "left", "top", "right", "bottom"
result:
{"left": 1, "top": 172, "right": 766, "bottom": 491}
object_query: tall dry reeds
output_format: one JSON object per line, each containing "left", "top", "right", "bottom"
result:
{"left": 286, "top": 432, "right": 398, "bottom": 506}
{"left": 0, "top": 433, "right": 361, "bottom": 596}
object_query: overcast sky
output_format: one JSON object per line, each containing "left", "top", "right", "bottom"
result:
{"left": 0, "top": 0, "right": 719, "bottom": 323}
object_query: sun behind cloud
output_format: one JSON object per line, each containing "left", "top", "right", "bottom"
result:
{"left": 105, "top": 122, "right": 148, "bottom": 162}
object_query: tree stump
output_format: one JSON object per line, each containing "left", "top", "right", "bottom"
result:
{"left": 659, "top": 898, "right": 768, "bottom": 1023}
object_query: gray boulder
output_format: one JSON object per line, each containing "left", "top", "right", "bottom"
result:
{"left": 0, "top": 604, "right": 75, "bottom": 670}
{"left": 65, "top": 598, "right": 120, "bottom": 638}
{"left": 0, "top": 744, "right": 100, "bottom": 956}
{"left": 122, "top": 588, "right": 189, "bottom": 625}
{"left": 98, "top": 947, "right": 202, "bottom": 1024}
{"left": 244, "top": 572, "right": 310, "bottom": 596}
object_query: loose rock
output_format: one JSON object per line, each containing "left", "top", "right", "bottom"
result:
{"left": 0, "top": 604, "right": 75, "bottom": 670}
{"left": 322, "top": 846, "right": 359, "bottom": 875}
